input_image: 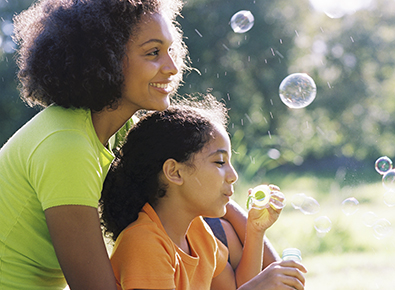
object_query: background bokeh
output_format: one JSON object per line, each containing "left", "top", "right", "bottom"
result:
{"left": 1, "top": 0, "right": 395, "bottom": 289}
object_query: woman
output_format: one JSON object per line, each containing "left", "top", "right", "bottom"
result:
{"left": 0, "top": 0, "right": 186, "bottom": 289}
{"left": 100, "top": 95, "right": 307, "bottom": 290}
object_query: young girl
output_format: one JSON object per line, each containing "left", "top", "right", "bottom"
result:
{"left": 100, "top": 95, "right": 307, "bottom": 290}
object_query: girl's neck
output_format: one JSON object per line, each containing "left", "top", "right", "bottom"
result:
{"left": 153, "top": 202, "right": 195, "bottom": 255}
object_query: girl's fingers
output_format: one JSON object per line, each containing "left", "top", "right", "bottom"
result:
{"left": 270, "top": 190, "right": 285, "bottom": 202}
{"left": 276, "top": 261, "right": 307, "bottom": 290}
{"left": 269, "top": 198, "right": 285, "bottom": 210}
{"left": 280, "top": 260, "right": 308, "bottom": 273}
{"left": 269, "top": 184, "right": 280, "bottom": 191}
{"left": 269, "top": 191, "right": 286, "bottom": 210}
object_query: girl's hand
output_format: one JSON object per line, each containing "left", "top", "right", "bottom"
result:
{"left": 247, "top": 184, "right": 285, "bottom": 232}
{"left": 239, "top": 260, "right": 307, "bottom": 290}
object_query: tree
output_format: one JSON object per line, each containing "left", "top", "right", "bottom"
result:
{"left": 0, "top": 0, "right": 37, "bottom": 147}
{"left": 2, "top": 0, "right": 395, "bottom": 183}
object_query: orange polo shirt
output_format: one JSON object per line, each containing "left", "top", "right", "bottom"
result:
{"left": 110, "top": 203, "right": 228, "bottom": 290}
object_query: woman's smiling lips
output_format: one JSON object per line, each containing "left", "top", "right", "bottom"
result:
{"left": 149, "top": 82, "right": 173, "bottom": 93}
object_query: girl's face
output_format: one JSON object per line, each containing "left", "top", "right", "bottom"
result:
{"left": 121, "top": 13, "right": 179, "bottom": 112}
{"left": 178, "top": 125, "right": 239, "bottom": 218}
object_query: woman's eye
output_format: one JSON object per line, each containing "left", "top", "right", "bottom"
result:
{"left": 147, "top": 49, "right": 159, "bottom": 56}
{"left": 215, "top": 161, "right": 225, "bottom": 167}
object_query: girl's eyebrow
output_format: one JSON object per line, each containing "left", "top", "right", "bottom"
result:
{"left": 209, "top": 149, "right": 229, "bottom": 157}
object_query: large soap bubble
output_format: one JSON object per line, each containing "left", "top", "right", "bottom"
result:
{"left": 230, "top": 10, "right": 254, "bottom": 33}
{"left": 279, "top": 73, "right": 317, "bottom": 109}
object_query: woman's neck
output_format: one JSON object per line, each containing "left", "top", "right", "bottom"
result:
{"left": 91, "top": 105, "right": 137, "bottom": 145}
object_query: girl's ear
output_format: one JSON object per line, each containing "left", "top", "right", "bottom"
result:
{"left": 162, "top": 159, "right": 183, "bottom": 185}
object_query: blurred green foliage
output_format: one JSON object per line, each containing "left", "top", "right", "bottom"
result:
{"left": 0, "top": 0, "right": 37, "bottom": 146}
{"left": 177, "top": 0, "right": 395, "bottom": 182}
{"left": 2, "top": 0, "right": 395, "bottom": 183}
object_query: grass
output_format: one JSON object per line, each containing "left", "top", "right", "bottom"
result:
{"left": 305, "top": 252, "right": 395, "bottom": 289}
{"left": 233, "top": 171, "right": 395, "bottom": 290}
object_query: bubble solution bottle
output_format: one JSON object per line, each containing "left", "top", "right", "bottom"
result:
{"left": 282, "top": 248, "right": 302, "bottom": 262}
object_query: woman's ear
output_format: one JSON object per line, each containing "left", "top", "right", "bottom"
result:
{"left": 162, "top": 159, "right": 183, "bottom": 185}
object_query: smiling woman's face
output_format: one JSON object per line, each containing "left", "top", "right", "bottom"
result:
{"left": 121, "top": 13, "right": 179, "bottom": 113}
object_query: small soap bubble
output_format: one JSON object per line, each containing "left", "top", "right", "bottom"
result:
{"left": 362, "top": 211, "right": 379, "bottom": 227}
{"left": 373, "top": 218, "right": 393, "bottom": 239}
{"left": 375, "top": 156, "right": 393, "bottom": 175}
{"left": 230, "top": 10, "right": 254, "bottom": 33}
{"left": 314, "top": 216, "right": 332, "bottom": 234}
{"left": 279, "top": 73, "right": 317, "bottom": 109}
{"left": 300, "top": 196, "right": 320, "bottom": 215}
{"left": 383, "top": 191, "right": 395, "bottom": 207}
{"left": 382, "top": 170, "right": 395, "bottom": 190}
{"left": 291, "top": 193, "right": 306, "bottom": 210}
{"left": 341, "top": 197, "right": 359, "bottom": 215}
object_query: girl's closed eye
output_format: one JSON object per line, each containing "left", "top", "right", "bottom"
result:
{"left": 215, "top": 161, "right": 225, "bottom": 167}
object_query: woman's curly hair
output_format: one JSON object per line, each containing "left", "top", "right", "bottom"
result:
{"left": 12, "top": 0, "right": 188, "bottom": 111}
{"left": 100, "top": 94, "right": 228, "bottom": 241}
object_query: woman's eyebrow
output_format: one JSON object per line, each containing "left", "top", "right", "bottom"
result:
{"left": 139, "top": 39, "right": 164, "bottom": 47}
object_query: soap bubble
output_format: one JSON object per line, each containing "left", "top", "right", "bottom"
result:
{"left": 362, "top": 211, "right": 379, "bottom": 227}
{"left": 382, "top": 169, "right": 395, "bottom": 190}
{"left": 291, "top": 193, "right": 307, "bottom": 210}
{"left": 291, "top": 193, "right": 320, "bottom": 215}
{"left": 383, "top": 191, "right": 395, "bottom": 207}
{"left": 341, "top": 197, "right": 359, "bottom": 215}
{"left": 375, "top": 156, "right": 393, "bottom": 175}
{"left": 230, "top": 10, "right": 254, "bottom": 33}
{"left": 373, "top": 218, "right": 393, "bottom": 239}
{"left": 279, "top": 73, "right": 317, "bottom": 109}
{"left": 314, "top": 216, "right": 332, "bottom": 234}
{"left": 300, "top": 196, "right": 320, "bottom": 215}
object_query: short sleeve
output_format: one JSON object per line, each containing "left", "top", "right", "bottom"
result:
{"left": 213, "top": 233, "right": 229, "bottom": 277}
{"left": 29, "top": 130, "right": 103, "bottom": 210}
{"left": 111, "top": 222, "right": 177, "bottom": 290}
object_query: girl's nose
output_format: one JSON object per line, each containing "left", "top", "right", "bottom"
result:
{"left": 227, "top": 164, "right": 238, "bottom": 184}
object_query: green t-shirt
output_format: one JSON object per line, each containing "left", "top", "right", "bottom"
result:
{"left": 0, "top": 106, "right": 131, "bottom": 289}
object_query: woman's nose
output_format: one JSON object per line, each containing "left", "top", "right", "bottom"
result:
{"left": 162, "top": 52, "right": 179, "bottom": 76}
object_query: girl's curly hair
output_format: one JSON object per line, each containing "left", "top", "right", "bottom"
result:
{"left": 13, "top": 0, "right": 188, "bottom": 111}
{"left": 100, "top": 94, "right": 228, "bottom": 241}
